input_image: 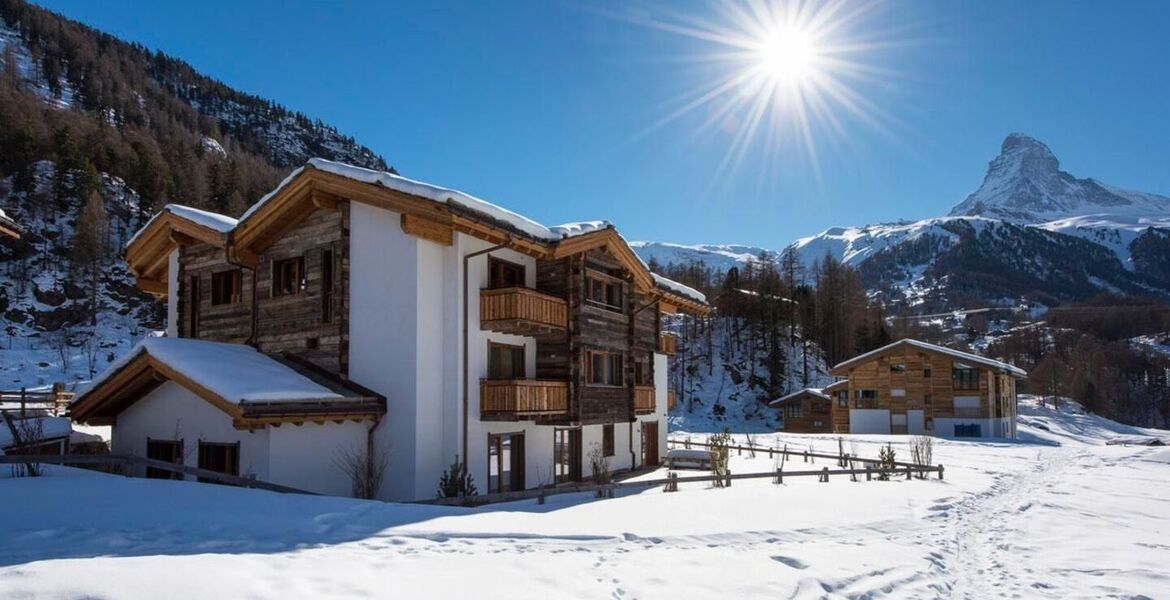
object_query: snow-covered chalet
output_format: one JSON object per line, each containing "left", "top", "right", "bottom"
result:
{"left": 70, "top": 159, "right": 708, "bottom": 500}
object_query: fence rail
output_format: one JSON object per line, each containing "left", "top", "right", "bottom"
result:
{"left": 0, "top": 454, "right": 316, "bottom": 495}
{"left": 0, "top": 387, "right": 74, "bottom": 416}
{"left": 667, "top": 438, "right": 931, "bottom": 469}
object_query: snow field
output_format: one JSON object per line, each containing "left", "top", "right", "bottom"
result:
{"left": 0, "top": 397, "right": 1167, "bottom": 599}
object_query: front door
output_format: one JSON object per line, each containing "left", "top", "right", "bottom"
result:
{"left": 488, "top": 432, "right": 525, "bottom": 494}
{"left": 641, "top": 421, "right": 659, "bottom": 466}
{"left": 554, "top": 428, "right": 581, "bottom": 483}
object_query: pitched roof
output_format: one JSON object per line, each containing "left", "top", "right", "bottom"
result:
{"left": 768, "top": 388, "right": 830, "bottom": 407}
{"left": 71, "top": 337, "right": 384, "bottom": 427}
{"left": 830, "top": 338, "right": 1027, "bottom": 378}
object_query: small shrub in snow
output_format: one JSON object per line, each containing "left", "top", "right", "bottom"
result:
{"left": 588, "top": 444, "right": 613, "bottom": 498}
{"left": 708, "top": 428, "right": 732, "bottom": 488}
{"left": 910, "top": 435, "right": 934, "bottom": 479}
{"left": 437, "top": 455, "right": 477, "bottom": 501}
{"left": 877, "top": 443, "right": 897, "bottom": 481}
{"left": 334, "top": 441, "right": 389, "bottom": 500}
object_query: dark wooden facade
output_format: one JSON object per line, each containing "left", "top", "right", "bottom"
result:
{"left": 177, "top": 205, "right": 349, "bottom": 375}
{"left": 775, "top": 390, "right": 835, "bottom": 434}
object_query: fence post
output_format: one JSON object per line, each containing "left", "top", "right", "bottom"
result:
{"left": 906, "top": 466, "right": 912, "bottom": 480}
{"left": 774, "top": 468, "right": 782, "bottom": 485}
{"left": 726, "top": 469, "right": 732, "bottom": 488}
{"left": 865, "top": 466, "right": 871, "bottom": 481}
{"left": 20, "top": 387, "right": 26, "bottom": 417}
{"left": 769, "top": 447, "right": 773, "bottom": 459}
{"left": 938, "top": 464, "right": 944, "bottom": 480}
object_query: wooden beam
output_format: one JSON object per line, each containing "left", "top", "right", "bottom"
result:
{"left": 147, "top": 356, "right": 244, "bottom": 421}
{"left": 311, "top": 190, "right": 340, "bottom": 212}
{"left": 136, "top": 277, "right": 167, "bottom": 296}
{"left": 401, "top": 213, "right": 453, "bottom": 246}
{"left": 167, "top": 229, "right": 196, "bottom": 246}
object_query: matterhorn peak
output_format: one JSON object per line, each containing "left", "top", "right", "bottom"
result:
{"left": 948, "top": 134, "right": 1170, "bottom": 223}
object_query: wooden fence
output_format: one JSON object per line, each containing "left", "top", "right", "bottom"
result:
{"left": 0, "top": 454, "right": 316, "bottom": 495}
{"left": 667, "top": 438, "right": 930, "bottom": 469}
{"left": 0, "top": 387, "right": 74, "bottom": 416}
{"left": 432, "top": 462, "right": 944, "bottom": 506}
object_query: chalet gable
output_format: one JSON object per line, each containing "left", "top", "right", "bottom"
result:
{"left": 830, "top": 339, "right": 1027, "bottom": 378}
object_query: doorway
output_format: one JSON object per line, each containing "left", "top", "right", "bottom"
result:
{"left": 641, "top": 421, "right": 659, "bottom": 466}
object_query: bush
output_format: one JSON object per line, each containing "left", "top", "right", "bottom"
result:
{"left": 437, "top": 455, "right": 477, "bottom": 501}
{"left": 588, "top": 444, "right": 613, "bottom": 498}
{"left": 708, "top": 428, "right": 732, "bottom": 488}
{"left": 909, "top": 435, "right": 933, "bottom": 479}
{"left": 877, "top": 443, "right": 897, "bottom": 481}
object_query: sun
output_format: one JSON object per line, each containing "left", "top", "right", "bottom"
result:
{"left": 632, "top": 0, "right": 899, "bottom": 183}
{"left": 755, "top": 25, "right": 818, "bottom": 85}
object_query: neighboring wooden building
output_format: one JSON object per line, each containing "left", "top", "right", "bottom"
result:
{"left": 827, "top": 339, "right": 1027, "bottom": 439}
{"left": 73, "top": 159, "right": 708, "bottom": 500}
{"left": 768, "top": 388, "right": 834, "bottom": 433}
{"left": 0, "top": 208, "right": 21, "bottom": 239}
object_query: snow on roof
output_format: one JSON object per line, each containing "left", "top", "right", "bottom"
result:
{"left": 834, "top": 338, "right": 1027, "bottom": 377}
{"left": 241, "top": 158, "right": 601, "bottom": 243}
{"left": 652, "top": 272, "right": 707, "bottom": 304}
{"left": 0, "top": 415, "right": 71, "bottom": 449}
{"left": 80, "top": 337, "right": 346, "bottom": 404}
{"left": 125, "top": 204, "right": 237, "bottom": 249}
{"left": 768, "top": 388, "right": 829, "bottom": 407}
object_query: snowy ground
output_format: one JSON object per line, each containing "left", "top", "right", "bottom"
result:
{"left": 1, "top": 397, "right": 1167, "bottom": 599}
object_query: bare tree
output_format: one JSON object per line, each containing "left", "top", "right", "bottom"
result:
{"left": 334, "top": 440, "right": 389, "bottom": 500}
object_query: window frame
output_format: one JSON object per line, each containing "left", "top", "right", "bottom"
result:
{"left": 488, "top": 256, "right": 526, "bottom": 290}
{"left": 952, "top": 363, "right": 980, "bottom": 391}
{"left": 145, "top": 438, "right": 183, "bottom": 480}
{"left": 321, "top": 248, "right": 335, "bottom": 323}
{"left": 487, "top": 432, "right": 525, "bottom": 494}
{"left": 585, "top": 273, "right": 624, "bottom": 313}
{"left": 487, "top": 341, "right": 526, "bottom": 380}
{"left": 586, "top": 350, "right": 624, "bottom": 386}
{"left": 602, "top": 424, "right": 615, "bottom": 457}
{"left": 271, "top": 256, "right": 306, "bottom": 297}
{"left": 196, "top": 441, "right": 240, "bottom": 483}
{"left": 210, "top": 269, "right": 241, "bottom": 306}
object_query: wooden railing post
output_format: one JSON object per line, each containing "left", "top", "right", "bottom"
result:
{"left": 938, "top": 464, "right": 945, "bottom": 480}
{"left": 20, "top": 386, "right": 26, "bottom": 417}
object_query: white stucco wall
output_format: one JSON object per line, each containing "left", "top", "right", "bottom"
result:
{"left": 267, "top": 421, "right": 371, "bottom": 497}
{"left": 112, "top": 381, "right": 270, "bottom": 481}
{"left": 849, "top": 409, "right": 892, "bottom": 434}
{"left": 348, "top": 202, "right": 421, "bottom": 501}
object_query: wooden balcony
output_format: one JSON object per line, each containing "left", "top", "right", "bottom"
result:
{"left": 634, "top": 385, "right": 655, "bottom": 414}
{"left": 658, "top": 333, "right": 677, "bottom": 356}
{"left": 667, "top": 389, "right": 677, "bottom": 411}
{"left": 481, "top": 379, "right": 569, "bottom": 419}
{"left": 480, "top": 287, "right": 567, "bottom": 336}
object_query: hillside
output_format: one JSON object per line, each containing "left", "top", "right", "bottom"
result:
{"left": 3, "top": 396, "right": 1167, "bottom": 599}
{"left": 0, "top": 0, "right": 389, "bottom": 388}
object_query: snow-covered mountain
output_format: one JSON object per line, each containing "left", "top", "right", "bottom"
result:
{"left": 635, "top": 134, "right": 1170, "bottom": 310}
{"left": 949, "top": 133, "right": 1170, "bottom": 223}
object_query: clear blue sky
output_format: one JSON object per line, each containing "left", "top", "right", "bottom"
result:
{"left": 35, "top": 0, "right": 1170, "bottom": 248}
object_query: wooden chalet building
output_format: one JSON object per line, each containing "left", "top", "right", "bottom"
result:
{"left": 71, "top": 159, "right": 708, "bottom": 500}
{"left": 773, "top": 339, "right": 1026, "bottom": 439}
{"left": 0, "top": 208, "right": 21, "bottom": 239}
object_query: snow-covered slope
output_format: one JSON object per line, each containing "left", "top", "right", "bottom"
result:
{"left": 2, "top": 395, "right": 1167, "bottom": 599}
{"left": 629, "top": 241, "right": 769, "bottom": 272}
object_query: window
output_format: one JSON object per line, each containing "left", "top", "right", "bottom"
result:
{"left": 890, "top": 362, "right": 906, "bottom": 372}
{"left": 633, "top": 356, "right": 652, "bottom": 386}
{"left": 187, "top": 275, "right": 200, "bottom": 337}
{"left": 145, "top": 439, "right": 183, "bottom": 480}
{"left": 954, "top": 424, "right": 982, "bottom": 438}
{"left": 197, "top": 441, "right": 239, "bottom": 483}
{"left": 488, "top": 257, "right": 525, "bottom": 289}
{"left": 488, "top": 433, "right": 525, "bottom": 494}
{"left": 211, "top": 270, "right": 241, "bottom": 306}
{"left": 855, "top": 389, "right": 878, "bottom": 409}
{"left": 487, "top": 342, "right": 525, "bottom": 380}
{"left": 924, "top": 367, "right": 932, "bottom": 379}
{"left": 787, "top": 403, "right": 803, "bottom": 419}
{"left": 586, "top": 275, "right": 623, "bottom": 312}
{"left": 554, "top": 428, "right": 581, "bottom": 483}
{"left": 588, "top": 351, "right": 623, "bottom": 386}
{"left": 321, "top": 249, "right": 335, "bottom": 322}
{"left": 602, "top": 424, "right": 615, "bottom": 457}
{"left": 836, "top": 391, "right": 849, "bottom": 408}
{"left": 924, "top": 393, "right": 933, "bottom": 406}
{"left": 952, "top": 363, "right": 980, "bottom": 391}
{"left": 271, "top": 256, "right": 306, "bottom": 297}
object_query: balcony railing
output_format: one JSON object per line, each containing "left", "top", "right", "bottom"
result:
{"left": 480, "top": 287, "right": 567, "bottom": 336}
{"left": 667, "top": 389, "right": 677, "bottom": 411}
{"left": 480, "top": 379, "right": 569, "bottom": 418}
{"left": 634, "top": 385, "right": 655, "bottom": 414}
{"left": 658, "top": 334, "right": 677, "bottom": 356}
